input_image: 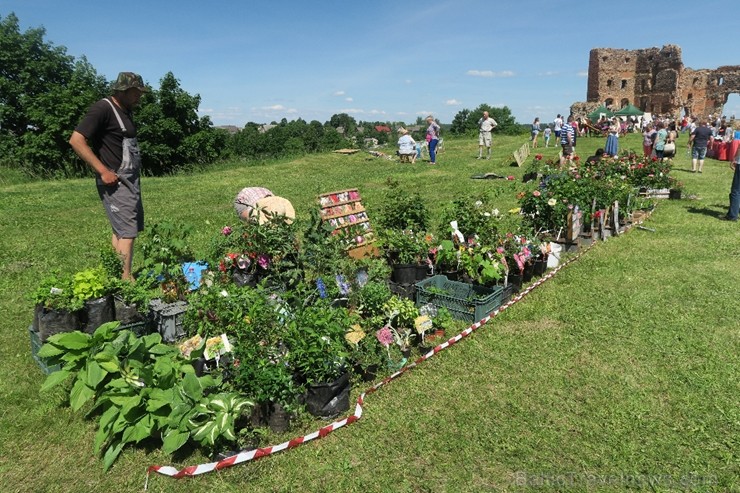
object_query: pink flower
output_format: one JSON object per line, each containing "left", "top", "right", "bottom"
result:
{"left": 496, "top": 247, "right": 505, "bottom": 254}
{"left": 257, "top": 254, "right": 270, "bottom": 269}
{"left": 507, "top": 175, "right": 515, "bottom": 181}
{"left": 533, "top": 190, "right": 541, "bottom": 197}
{"left": 535, "top": 154, "right": 543, "bottom": 160}
{"left": 222, "top": 226, "right": 232, "bottom": 236}
{"left": 376, "top": 327, "right": 394, "bottom": 347}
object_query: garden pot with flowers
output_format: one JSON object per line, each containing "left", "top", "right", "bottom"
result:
{"left": 379, "top": 229, "right": 432, "bottom": 285}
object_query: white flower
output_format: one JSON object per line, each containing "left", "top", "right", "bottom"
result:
{"left": 220, "top": 290, "right": 229, "bottom": 297}
{"left": 492, "top": 209, "right": 500, "bottom": 216}
{"left": 483, "top": 212, "right": 491, "bottom": 217}
{"left": 547, "top": 198, "right": 557, "bottom": 206}
{"left": 475, "top": 200, "right": 483, "bottom": 207}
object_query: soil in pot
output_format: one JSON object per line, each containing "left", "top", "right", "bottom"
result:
{"left": 268, "top": 402, "right": 291, "bottom": 433}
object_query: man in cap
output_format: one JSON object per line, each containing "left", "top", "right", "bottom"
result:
{"left": 70, "top": 72, "right": 149, "bottom": 280}
{"left": 477, "top": 111, "right": 497, "bottom": 159}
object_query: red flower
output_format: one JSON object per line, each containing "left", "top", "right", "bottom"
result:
{"left": 535, "top": 154, "right": 543, "bottom": 160}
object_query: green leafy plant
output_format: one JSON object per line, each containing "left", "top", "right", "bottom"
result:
{"left": 355, "top": 281, "right": 392, "bottom": 319}
{"left": 72, "top": 268, "right": 109, "bottom": 302}
{"left": 37, "top": 322, "right": 250, "bottom": 470}
{"left": 31, "top": 273, "right": 84, "bottom": 312}
{"left": 109, "top": 278, "right": 151, "bottom": 314}
{"left": 376, "top": 178, "right": 430, "bottom": 231}
{"left": 139, "top": 220, "right": 195, "bottom": 301}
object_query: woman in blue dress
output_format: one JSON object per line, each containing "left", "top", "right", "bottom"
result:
{"left": 604, "top": 118, "right": 619, "bottom": 157}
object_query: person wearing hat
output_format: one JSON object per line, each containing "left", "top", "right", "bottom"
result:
{"left": 69, "top": 72, "right": 149, "bottom": 281}
{"left": 397, "top": 128, "right": 417, "bottom": 164}
{"left": 234, "top": 187, "right": 295, "bottom": 225}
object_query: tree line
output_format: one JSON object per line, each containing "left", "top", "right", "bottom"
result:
{"left": 1, "top": 13, "right": 526, "bottom": 179}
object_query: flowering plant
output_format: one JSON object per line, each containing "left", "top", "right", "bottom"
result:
{"left": 379, "top": 229, "right": 433, "bottom": 265}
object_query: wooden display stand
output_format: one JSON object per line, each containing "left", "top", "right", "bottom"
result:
{"left": 318, "top": 189, "right": 378, "bottom": 259}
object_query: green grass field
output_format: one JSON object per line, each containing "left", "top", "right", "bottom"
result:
{"left": 1, "top": 134, "right": 738, "bottom": 492}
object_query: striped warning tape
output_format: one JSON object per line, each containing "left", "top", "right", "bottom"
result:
{"left": 145, "top": 241, "right": 594, "bottom": 487}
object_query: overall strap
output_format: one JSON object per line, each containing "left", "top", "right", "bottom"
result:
{"left": 104, "top": 98, "right": 127, "bottom": 133}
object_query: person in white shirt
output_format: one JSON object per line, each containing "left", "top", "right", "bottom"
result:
{"left": 477, "top": 111, "right": 497, "bottom": 159}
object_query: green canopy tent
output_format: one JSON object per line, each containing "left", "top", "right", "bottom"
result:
{"left": 587, "top": 106, "right": 613, "bottom": 120}
{"left": 613, "top": 104, "right": 644, "bottom": 116}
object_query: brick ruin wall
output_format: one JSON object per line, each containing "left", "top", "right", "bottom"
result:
{"left": 571, "top": 45, "right": 740, "bottom": 119}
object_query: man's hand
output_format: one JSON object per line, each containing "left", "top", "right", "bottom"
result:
{"left": 100, "top": 169, "right": 119, "bottom": 185}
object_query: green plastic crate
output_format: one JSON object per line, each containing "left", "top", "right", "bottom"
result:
{"left": 415, "top": 275, "right": 504, "bottom": 323}
{"left": 28, "top": 325, "right": 62, "bottom": 375}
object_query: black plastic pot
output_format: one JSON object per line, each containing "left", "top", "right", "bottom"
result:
{"left": 82, "top": 295, "right": 115, "bottom": 334}
{"left": 415, "top": 264, "right": 430, "bottom": 281}
{"left": 268, "top": 402, "right": 291, "bottom": 433}
{"left": 233, "top": 270, "right": 257, "bottom": 288}
{"left": 113, "top": 296, "right": 145, "bottom": 325}
{"left": 522, "top": 261, "right": 535, "bottom": 283}
{"left": 304, "top": 373, "right": 350, "bottom": 418}
{"left": 440, "top": 270, "right": 460, "bottom": 281}
{"left": 533, "top": 256, "right": 547, "bottom": 276}
{"left": 391, "top": 264, "right": 418, "bottom": 284}
{"left": 507, "top": 272, "right": 523, "bottom": 293}
{"left": 38, "top": 307, "right": 80, "bottom": 342}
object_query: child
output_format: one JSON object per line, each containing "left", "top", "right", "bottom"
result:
{"left": 543, "top": 127, "right": 552, "bottom": 147}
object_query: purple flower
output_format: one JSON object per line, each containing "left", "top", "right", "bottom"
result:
{"left": 221, "top": 226, "right": 232, "bottom": 236}
{"left": 237, "top": 256, "right": 250, "bottom": 270}
{"left": 316, "top": 278, "right": 327, "bottom": 299}
{"left": 335, "top": 274, "right": 350, "bottom": 296}
{"left": 376, "top": 326, "right": 394, "bottom": 347}
{"left": 257, "top": 254, "right": 270, "bottom": 270}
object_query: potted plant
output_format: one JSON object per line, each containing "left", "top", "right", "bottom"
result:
{"left": 346, "top": 326, "right": 385, "bottom": 382}
{"left": 109, "top": 278, "right": 151, "bottom": 327}
{"left": 284, "top": 304, "right": 353, "bottom": 418}
{"left": 379, "top": 229, "right": 430, "bottom": 284}
{"left": 72, "top": 268, "right": 115, "bottom": 334}
{"left": 433, "top": 239, "right": 461, "bottom": 280}
{"left": 32, "top": 274, "right": 83, "bottom": 341}
{"left": 139, "top": 220, "right": 195, "bottom": 301}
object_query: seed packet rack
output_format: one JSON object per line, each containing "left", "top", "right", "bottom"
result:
{"left": 318, "top": 188, "right": 378, "bottom": 258}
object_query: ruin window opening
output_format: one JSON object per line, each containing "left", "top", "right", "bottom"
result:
{"left": 607, "top": 79, "right": 613, "bottom": 88}
{"left": 641, "top": 80, "right": 647, "bottom": 92}
{"left": 620, "top": 98, "right": 629, "bottom": 108}
{"left": 719, "top": 77, "right": 724, "bottom": 86}
{"left": 602, "top": 56, "right": 608, "bottom": 62}
{"left": 625, "top": 57, "right": 630, "bottom": 63}
{"left": 693, "top": 77, "right": 700, "bottom": 87}
{"left": 605, "top": 98, "right": 614, "bottom": 108}
{"left": 621, "top": 80, "right": 628, "bottom": 89}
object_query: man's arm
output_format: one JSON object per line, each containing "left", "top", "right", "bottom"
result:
{"left": 69, "top": 131, "right": 118, "bottom": 185}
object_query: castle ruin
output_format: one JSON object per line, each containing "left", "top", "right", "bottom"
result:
{"left": 571, "top": 45, "right": 740, "bottom": 118}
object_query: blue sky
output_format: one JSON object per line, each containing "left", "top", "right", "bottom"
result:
{"left": 3, "top": 1, "right": 739, "bottom": 126}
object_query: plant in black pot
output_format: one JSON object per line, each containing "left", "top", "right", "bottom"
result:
{"left": 284, "top": 304, "right": 353, "bottom": 418}
{"left": 379, "top": 229, "right": 431, "bottom": 284}
{"left": 72, "top": 268, "right": 115, "bottom": 334}
{"left": 432, "top": 239, "right": 461, "bottom": 280}
{"left": 346, "top": 326, "right": 385, "bottom": 382}
{"left": 109, "top": 278, "right": 151, "bottom": 328}
{"left": 32, "top": 274, "right": 84, "bottom": 341}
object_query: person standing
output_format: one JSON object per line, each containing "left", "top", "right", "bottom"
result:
{"left": 70, "top": 72, "right": 149, "bottom": 281}
{"left": 642, "top": 123, "right": 656, "bottom": 157}
{"left": 722, "top": 122, "right": 740, "bottom": 221}
{"left": 426, "top": 115, "right": 441, "bottom": 164}
{"left": 543, "top": 126, "right": 552, "bottom": 147}
{"left": 531, "top": 117, "right": 541, "bottom": 148}
{"left": 688, "top": 119, "right": 713, "bottom": 173}
{"left": 604, "top": 118, "right": 619, "bottom": 157}
{"left": 560, "top": 115, "right": 575, "bottom": 165}
{"left": 477, "top": 111, "right": 497, "bottom": 159}
{"left": 653, "top": 121, "right": 668, "bottom": 161}
{"left": 553, "top": 114, "right": 563, "bottom": 140}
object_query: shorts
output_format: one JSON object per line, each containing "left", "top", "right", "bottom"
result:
{"left": 692, "top": 146, "right": 707, "bottom": 160}
{"left": 97, "top": 177, "right": 144, "bottom": 238}
{"left": 561, "top": 144, "right": 574, "bottom": 156}
{"left": 479, "top": 131, "right": 492, "bottom": 147}
{"left": 554, "top": 130, "right": 561, "bottom": 138}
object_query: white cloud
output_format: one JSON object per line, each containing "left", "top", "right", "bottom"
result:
{"left": 397, "top": 111, "right": 409, "bottom": 115}
{"left": 445, "top": 99, "right": 461, "bottom": 106}
{"left": 577, "top": 71, "right": 589, "bottom": 77}
{"left": 467, "top": 69, "right": 515, "bottom": 78}
{"left": 369, "top": 109, "right": 386, "bottom": 115}
{"left": 257, "top": 104, "right": 298, "bottom": 114}
{"left": 339, "top": 108, "right": 365, "bottom": 114}
{"left": 417, "top": 111, "right": 433, "bottom": 116}
{"left": 538, "top": 71, "right": 558, "bottom": 76}
{"left": 345, "top": 97, "right": 353, "bottom": 102}
{"left": 405, "top": 79, "right": 412, "bottom": 84}
{"left": 333, "top": 90, "right": 345, "bottom": 96}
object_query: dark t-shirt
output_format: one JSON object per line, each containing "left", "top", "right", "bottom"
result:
{"left": 691, "top": 126, "right": 713, "bottom": 148}
{"left": 75, "top": 98, "right": 137, "bottom": 173}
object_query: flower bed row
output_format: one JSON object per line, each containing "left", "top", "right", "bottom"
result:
{"left": 31, "top": 154, "right": 673, "bottom": 471}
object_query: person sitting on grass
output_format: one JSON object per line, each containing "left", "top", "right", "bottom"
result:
{"left": 586, "top": 148, "right": 605, "bottom": 164}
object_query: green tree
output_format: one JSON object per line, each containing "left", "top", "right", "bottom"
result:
{"left": 136, "top": 72, "right": 224, "bottom": 174}
{"left": 450, "top": 104, "right": 521, "bottom": 136}
{"left": 0, "top": 13, "right": 107, "bottom": 176}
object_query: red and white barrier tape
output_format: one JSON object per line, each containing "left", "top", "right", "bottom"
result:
{"left": 145, "top": 242, "right": 594, "bottom": 488}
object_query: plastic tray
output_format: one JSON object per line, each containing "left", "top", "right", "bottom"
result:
{"left": 415, "top": 275, "right": 503, "bottom": 323}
